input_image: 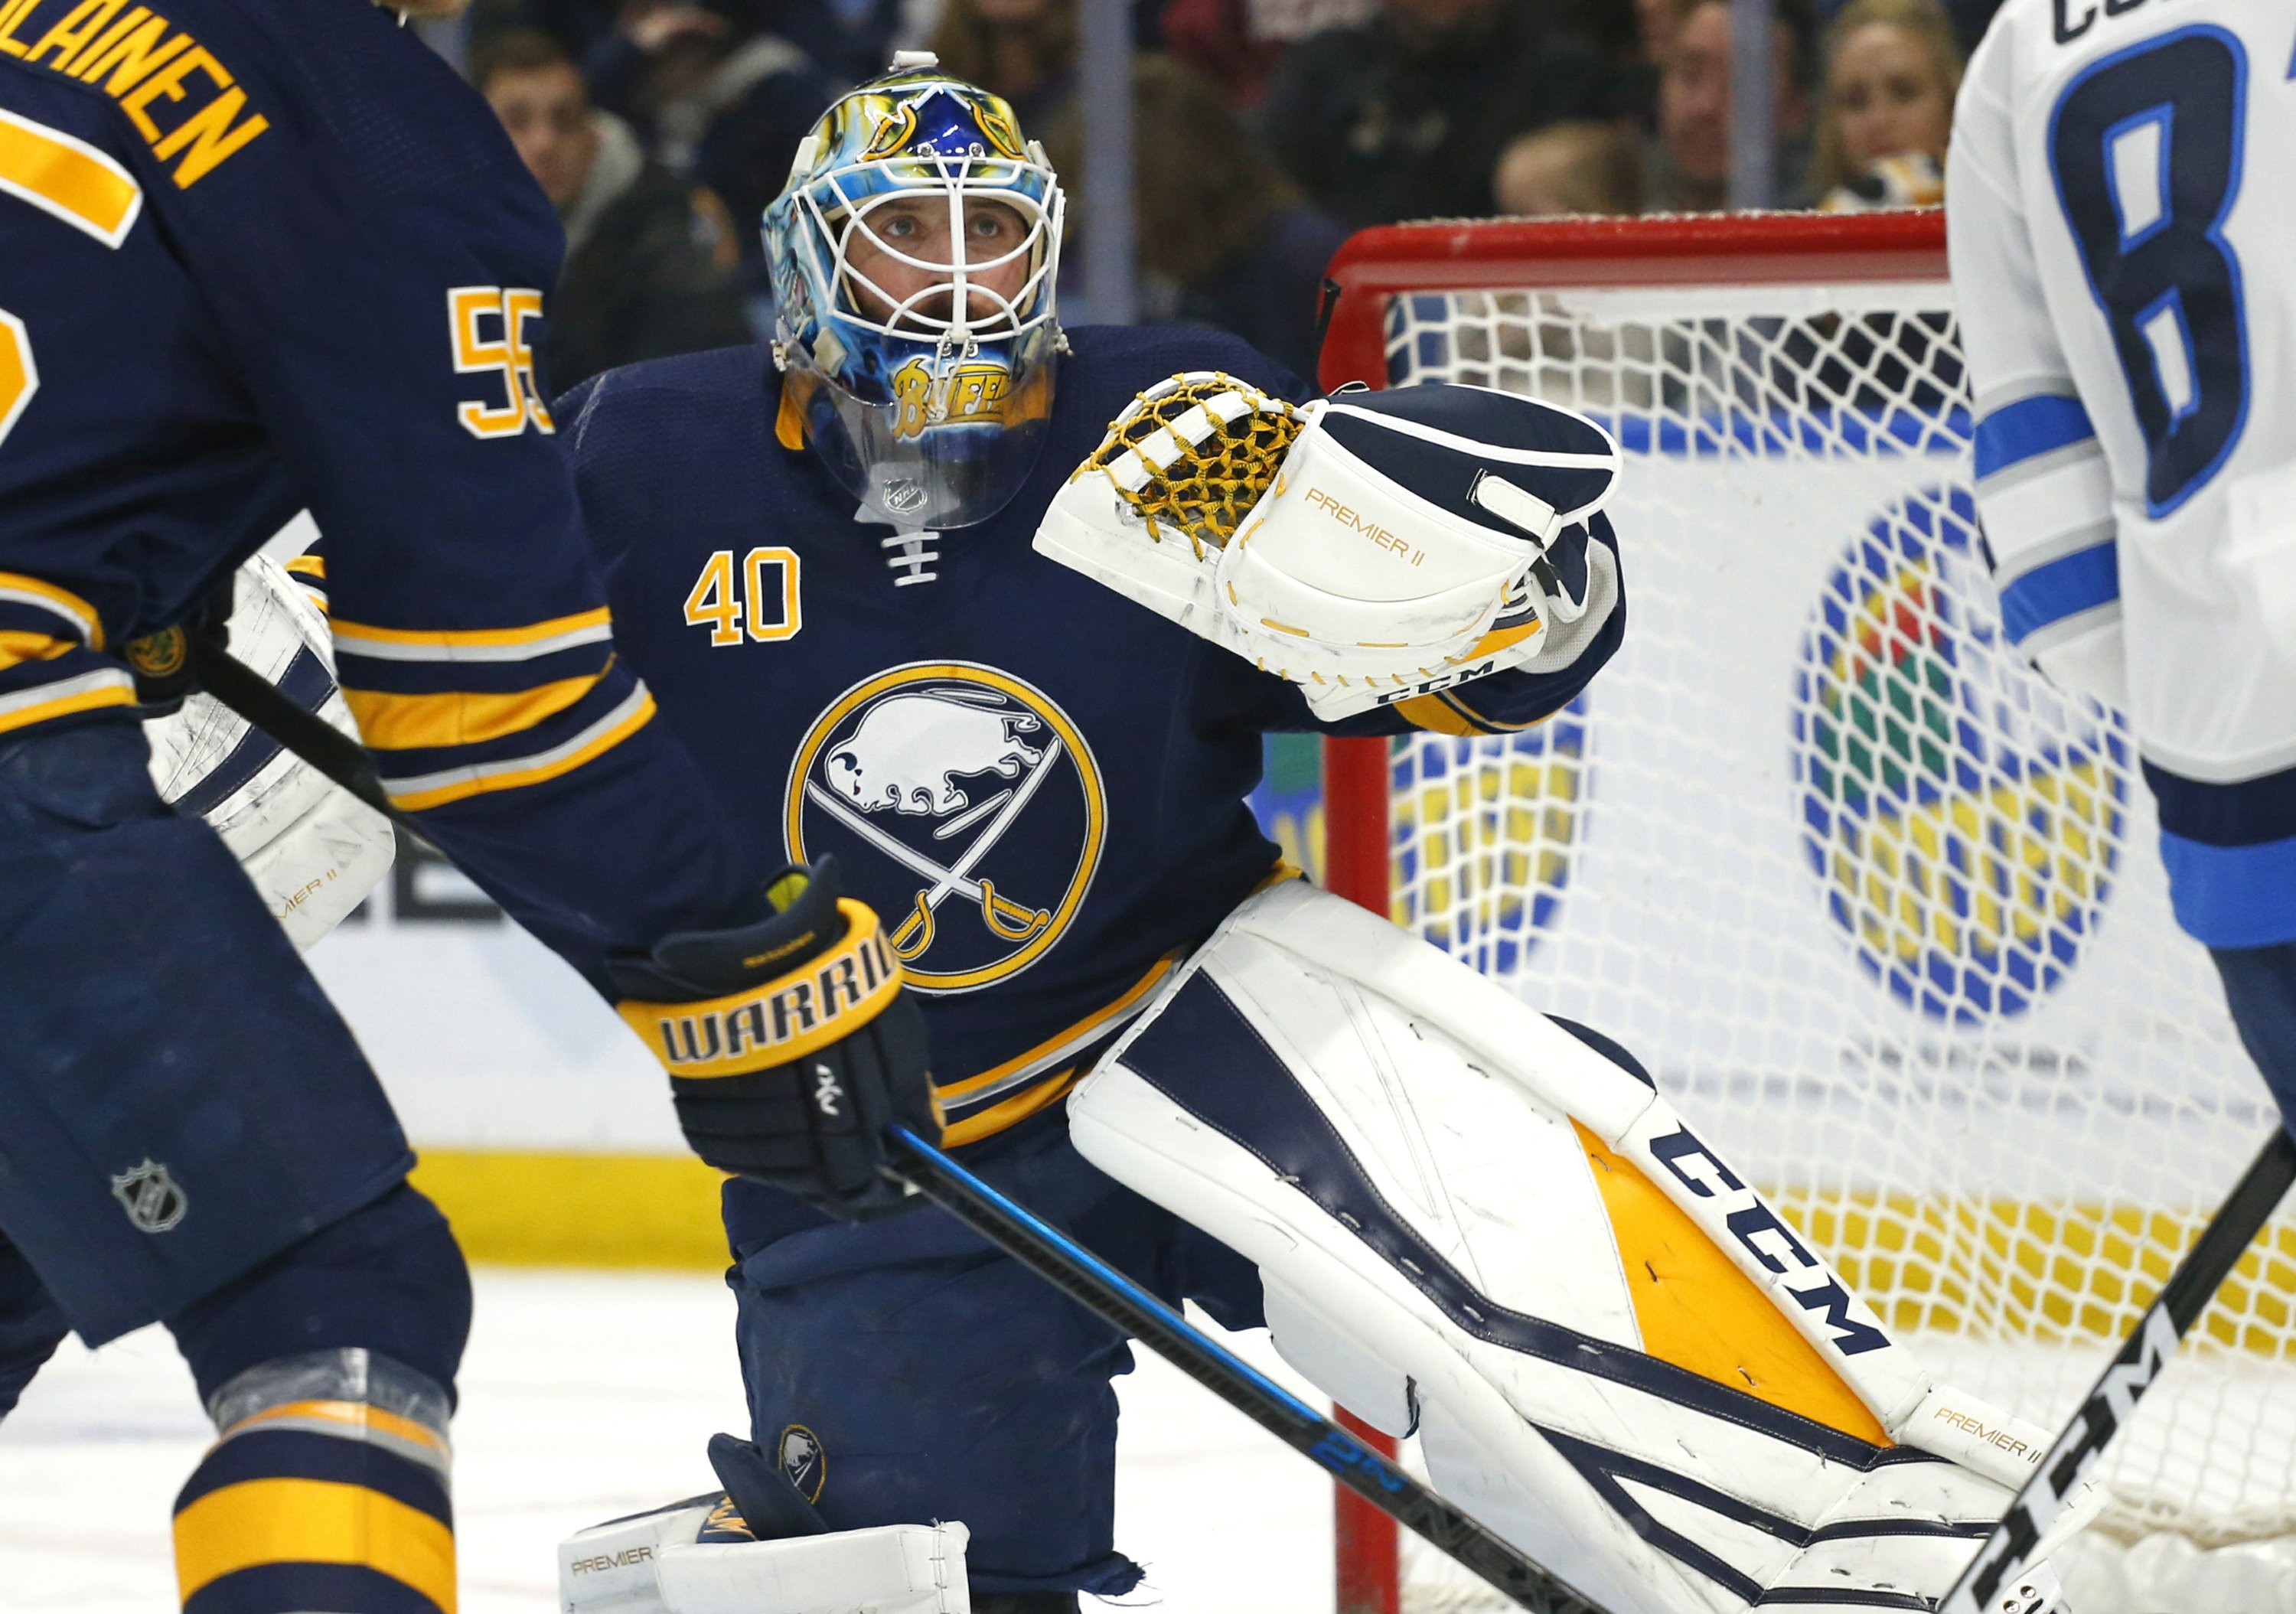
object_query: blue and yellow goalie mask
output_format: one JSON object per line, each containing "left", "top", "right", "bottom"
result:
{"left": 765, "top": 56, "right": 1065, "bottom": 530}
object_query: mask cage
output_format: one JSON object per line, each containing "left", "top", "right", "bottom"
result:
{"left": 792, "top": 149, "right": 1065, "bottom": 352}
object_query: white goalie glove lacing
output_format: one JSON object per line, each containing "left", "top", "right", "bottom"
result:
{"left": 1033, "top": 372, "right": 1621, "bottom": 719}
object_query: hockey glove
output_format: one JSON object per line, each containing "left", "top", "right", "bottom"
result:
{"left": 1033, "top": 372, "right": 1621, "bottom": 719}
{"left": 607, "top": 857, "right": 938, "bottom": 1220}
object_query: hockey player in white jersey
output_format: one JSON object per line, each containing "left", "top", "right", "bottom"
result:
{"left": 1947, "top": 2, "right": 2296, "bottom": 1127}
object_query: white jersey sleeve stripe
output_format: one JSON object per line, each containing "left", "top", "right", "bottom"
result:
{"left": 1996, "top": 540, "right": 2119, "bottom": 647}
{"left": 1972, "top": 392, "right": 2095, "bottom": 478}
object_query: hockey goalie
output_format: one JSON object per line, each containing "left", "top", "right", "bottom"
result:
{"left": 520, "top": 58, "right": 2093, "bottom": 1614}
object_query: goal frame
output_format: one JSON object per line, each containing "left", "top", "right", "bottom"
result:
{"left": 1313, "top": 209, "right": 1952, "bottom": 1614}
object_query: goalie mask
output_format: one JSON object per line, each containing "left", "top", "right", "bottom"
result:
{"left": 765, "top": 55, "right": 1065, "bottom": 530}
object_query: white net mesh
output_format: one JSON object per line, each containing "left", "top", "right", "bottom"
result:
{"left": 1359, "top": 275, "right": 2296, "bottom": 1609}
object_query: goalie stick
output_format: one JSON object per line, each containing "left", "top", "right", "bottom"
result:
{"left": 880, "top": 1124, "right": 1608, "bottom": 1614}
{"left": 1940, "top": 1125, "right": 2296, "bottom": 1614}
{"left": 181, "top": 640, "right": 1609, "bottom": 1612}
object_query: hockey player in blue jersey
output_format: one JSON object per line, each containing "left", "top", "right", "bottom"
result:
{"left": 551, "top": 59, "right": 2089, "bottom": 1614}
{"left": 0, "top": 2, "right": 938, "bottom": 1609}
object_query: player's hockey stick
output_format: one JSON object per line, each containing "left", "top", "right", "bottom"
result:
{"left": 1939, "top": 1124, "right": 2296, "bottom": 1614}
{"left": 880, "top": 1123, "right": 1610, "bottom": 1614}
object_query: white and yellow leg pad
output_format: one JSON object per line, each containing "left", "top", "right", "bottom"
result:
{"left": 559, "top": 1499, "right": 970, "bottom": 1614}
{"left": 1070, "top": 880, "right": 2089, "bottom": 1614}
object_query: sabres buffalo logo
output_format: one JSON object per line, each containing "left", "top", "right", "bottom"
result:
{"left": 1792, "top": 486, "right": 2128, "bottom": 1022}
{"left": 787, "top": 664, "right": 1104, "bottom": 993}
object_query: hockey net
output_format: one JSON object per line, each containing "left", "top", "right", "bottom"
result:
{"left": 1286, "top": 213, "right": 2296, "bottom": 1613}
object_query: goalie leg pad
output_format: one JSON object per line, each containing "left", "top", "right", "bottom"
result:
{"left": 561, "top": 1498, "right": 971, "bottom": 1614}
{"left": 1071, "top": 880, "right": 2074, "bottom": 1614}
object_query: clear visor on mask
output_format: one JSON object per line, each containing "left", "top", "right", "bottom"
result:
{"left": 792, "top": 345, "right": 1056, "bottom": 529}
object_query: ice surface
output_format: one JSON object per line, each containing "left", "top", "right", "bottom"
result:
{"left": 0, "top": 1268, "right": 1333, "bottom": 1612}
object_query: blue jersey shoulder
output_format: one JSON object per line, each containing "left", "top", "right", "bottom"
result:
{"left": 1059, "top": 324, "right": 1310, "bottom": 414}
{"left": 556, "top": 326, "right": 1309, "bottom": 545}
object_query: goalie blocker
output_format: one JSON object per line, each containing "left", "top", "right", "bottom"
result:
{"left": 1071, "top": 880, "right": 2091, "bottom": 1614}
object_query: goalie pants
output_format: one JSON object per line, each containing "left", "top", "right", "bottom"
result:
{"left": 0, "top": 719, "right": 471, "bottom": 1612}
{"left": 724, "top": 1117, "right": 1265, "bottom": 1599}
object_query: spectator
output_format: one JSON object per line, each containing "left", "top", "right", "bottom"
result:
{"left": 930, "top": 0, "right": 1078, "bottom": 130}
{"left": 1819, "top": 0, "right": 1999, "bottom": 55}
{"left": 476, "top": 29, "right": 755, "bottom": 389}
{"left": 1045, "top": 55, "right": 1347, "bottom": 379}
{"left": 1636, "top": 0, "right": 1690, "bottom": 63}
{"left": 1257, "top": 0, "right": 1628, "bottom": 231}
{"left": 1645, "top": 0, "right": 1815, "bottom": 211}
{"left": 584, "top": 1, "right": 849, "bottom": 288}
{"left": 1809, "top": 0, "right": 1959, "bottom": 210}
{"left": 1159, "top": 0, "right": 1293, "bottom": 108}
{"left": 1492, "top": 120, "right": 1645, "bottom": 216}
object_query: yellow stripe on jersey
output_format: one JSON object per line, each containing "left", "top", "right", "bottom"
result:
{"left": 331, "top": 606, "right": 612, "bottom": 663}
{"left": 386, "top": 684, "right": 654, "bottom": 812}
{"left": 0, "top": 569, "right": 104, "bottom": 647}
{"left": 933, "top": 954, "right": 1179, "bottom": 1107}
{"left": 1392, "top": 693, "right": 1485, "bottom": 735}
{"left": 282, "top": 553, "right": 325, "bottom": 582}
{"left": 0, "top": 104, "right": 140, "bottom": 246}
{"left": 1395, "top": 688, "right": 1554, "bottom": 736}
{"left": 943, "top": 1065, "right": 1082, "bottom": 1148}
{"left": 0, "top": 628, "right": 74, "bottom": 669}
{"left": 0, "top": 667, "right": 134, "bottom": 735}
{"left": 342, "top": 671, "right": 603, "bottom": 752}
{"left": 173, "top": 1477, "right": 455, "bottom": 1610}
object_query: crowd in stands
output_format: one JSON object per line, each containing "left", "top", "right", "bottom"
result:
{"left": 439, "top": 0, "right": 1993, "bottom": 390}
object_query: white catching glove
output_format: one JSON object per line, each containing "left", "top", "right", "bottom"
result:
{"left": 142, "top": 552, "right": 394, "bottom": 950}
{"left": 1033, "top": 372, "right": 1621, "bottom": 719}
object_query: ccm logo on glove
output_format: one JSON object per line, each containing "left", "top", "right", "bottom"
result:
{"left": 621, "top": 901, "right": 901, "bottom": 1076}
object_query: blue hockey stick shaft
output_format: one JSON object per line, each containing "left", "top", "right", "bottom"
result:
{"left": 882, "top": 1124, "right": 1606, "bottom": 1614}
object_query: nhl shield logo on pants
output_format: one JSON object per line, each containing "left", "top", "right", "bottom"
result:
{"left": 109, "top": 1159, "right": 188, "bottom": 1233}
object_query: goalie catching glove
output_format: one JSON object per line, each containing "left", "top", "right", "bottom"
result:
{"left": 1034, "top": 373, "right": 1621, "bottom": 719}
{"left": 608, "top": 857, "right": 938, "bottom": 1219}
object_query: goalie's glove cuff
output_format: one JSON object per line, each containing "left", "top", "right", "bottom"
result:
{"left": 608, "top": 857, "right": 941, "bottom": 1220}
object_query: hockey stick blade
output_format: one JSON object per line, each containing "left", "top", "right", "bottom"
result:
{"left": 1941, "top": 1125, "right": 2296, "bottom": 1614}
{"left": 881, "top": 1124, "right": 1612, "bottom": 1614}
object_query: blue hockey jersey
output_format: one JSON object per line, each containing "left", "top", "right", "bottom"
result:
{"left": 0, "top": 0, "right": 764, "bottom": 975}
{"left": 559, "top": 326, "right": 1626, "bottom": 1153}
